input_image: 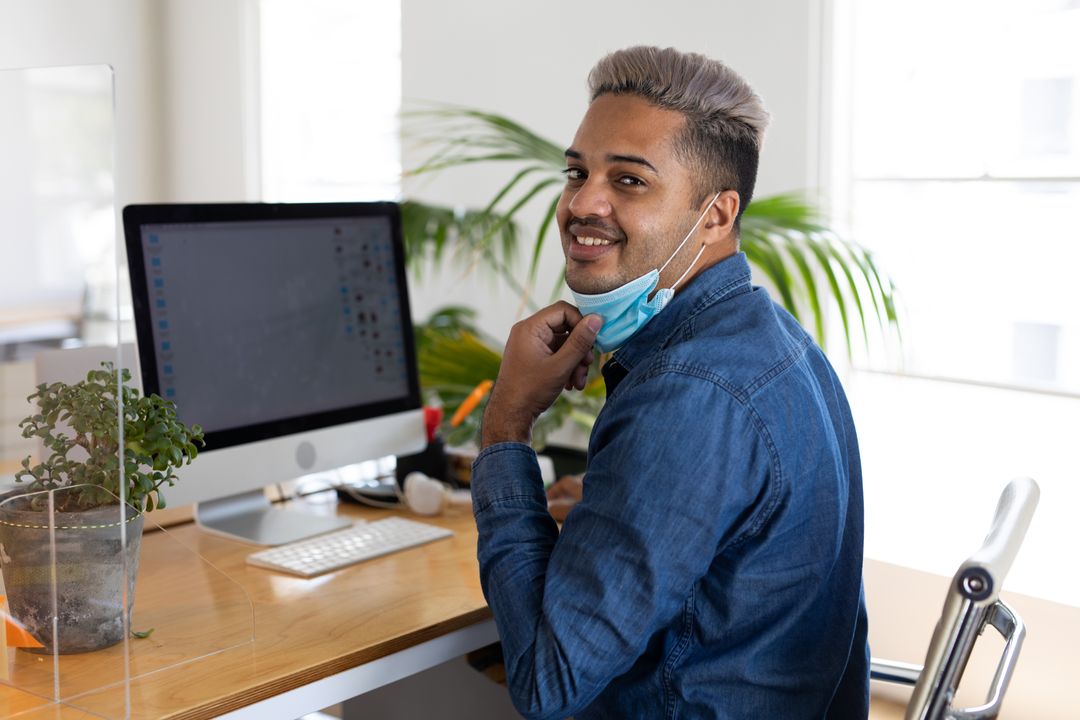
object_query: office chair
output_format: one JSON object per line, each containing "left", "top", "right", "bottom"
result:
{"left": 870, "top": 477, "right": 1040, "bottom": 720}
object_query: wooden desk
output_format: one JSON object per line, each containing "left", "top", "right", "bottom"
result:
{"left": 0, "top": 500, "right": 494, "bottom": 719}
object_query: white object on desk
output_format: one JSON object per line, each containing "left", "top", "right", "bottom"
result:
{"left": 402, "top": 471, "right": 448, "bottom": 515}
{"left": 246, "top": 516, "right": 453, "bottom": 577}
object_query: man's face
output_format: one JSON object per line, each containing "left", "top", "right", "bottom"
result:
{"left": 557, "top": 93, "right": 702, "bottom": 295}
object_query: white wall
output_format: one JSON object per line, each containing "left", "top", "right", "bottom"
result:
{"left": 0, "top": 0, "right": 166, "bottom": 206}
{"left": 0, "top": 0, "right": 166, "bottom": 460}
{"left": 401, "top": 0, "right": 823, "bottom": 341}
{"left": 0, "top": 0, "right": 258, "bottom": 207}
{"left": 0, "top": 0, "right": 255, "bottom": 466}
{"left": 2, "top": 0, "right": 825, "bottom": 340}
{"left": 159, "top": 0, "right": 257, "bottom": 201}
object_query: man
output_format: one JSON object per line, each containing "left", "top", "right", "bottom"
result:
{"left": 471, "top": 46, "right": 869, "bottom": 719}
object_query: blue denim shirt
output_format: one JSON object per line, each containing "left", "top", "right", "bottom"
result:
{"left": 472, "top": 252, "right": 869, "bottom": 719}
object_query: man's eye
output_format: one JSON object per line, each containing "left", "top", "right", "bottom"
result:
{"left": 562, "top": 167, "right": 585, "bottom": 182}
{"left": 617, "top": 176, "right": 644, "bottom": 187}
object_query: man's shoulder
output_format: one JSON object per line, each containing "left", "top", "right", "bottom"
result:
{"left": 653, "top": 288, "right": 818, "bottom": 399}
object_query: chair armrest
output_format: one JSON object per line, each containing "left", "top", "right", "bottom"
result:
{"left": 870, "top": 658, "right": 922, "bottom": 686}
{"left": 960, "top": 477, "right": 1039, "bottom": 602}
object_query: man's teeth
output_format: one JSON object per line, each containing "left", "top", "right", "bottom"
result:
{"left": 575, "top": 236, "right": 613, "bottom": 246}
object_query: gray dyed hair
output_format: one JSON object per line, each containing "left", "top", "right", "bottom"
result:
{"left": 587, "top": 46, "right": 769, "bottom": 224}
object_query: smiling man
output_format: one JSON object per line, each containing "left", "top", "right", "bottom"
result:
{"left": 471, "top": 46, "right": 869, "bottom": 719}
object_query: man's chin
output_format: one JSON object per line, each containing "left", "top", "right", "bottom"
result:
{"left": 566, "top": 270, "right": 621, "bottom": 296}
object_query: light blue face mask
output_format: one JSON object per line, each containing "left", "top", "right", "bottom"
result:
{"left": 569, "top": 192, "right": 720, "bottom": 353}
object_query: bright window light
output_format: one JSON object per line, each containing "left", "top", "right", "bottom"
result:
{"left": 259, "top": 0, "right": 401, "bottom": 202}
{"left": 841, "top": 0, "right": 1080, "bottom": 393}
{"left": 832, "top": 0, "right": 1080, "bottom": 607}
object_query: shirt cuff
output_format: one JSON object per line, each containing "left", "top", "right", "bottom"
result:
{"left": 471, "top": 441, "right": 546, "bottom": 514}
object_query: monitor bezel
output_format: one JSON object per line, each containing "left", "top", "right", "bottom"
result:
{"left": 123, "top": 201, "right": 423, "bottom": 454}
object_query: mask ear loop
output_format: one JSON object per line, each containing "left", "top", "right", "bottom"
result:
{"left": 658, "top": 191, "right": 722, "bottom": 291}
{"left": 669, "top": 243, "right": 709, "bottom": 293}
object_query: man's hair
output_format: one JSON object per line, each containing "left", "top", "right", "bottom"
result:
{"left": 587, "top": 46, "right": 769, "bottom": 227}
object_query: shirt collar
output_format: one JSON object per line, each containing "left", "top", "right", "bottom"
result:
{"left": 609, "top": 251, "right": 752, "bottom": 373}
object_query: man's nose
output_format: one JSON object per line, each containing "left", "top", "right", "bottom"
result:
{"left": 567, "top": 178, "right": 613, "bottom": 218}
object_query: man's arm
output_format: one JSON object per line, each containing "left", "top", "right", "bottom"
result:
{"left": 474, "top": 363, "right": 772, "bottom": 719}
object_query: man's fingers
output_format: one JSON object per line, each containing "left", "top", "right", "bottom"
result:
{"left": 566, "top": 359, "right": 588, "bottom": 391}
{"left": 549, "top": 471, "right": 586, "bottom": 521}
{"left": 573, "top": 363, "right": 589, "bottom": 390}
{"left": 536, "top": 301, "right": 584, "bottom": 337}
{"left": 483, "top": 303, "right": 599, "bottom": 447}
{"left": 552, "top": 314, "right": 602, "bottom": 367}
{"left": 547, "top": 498, "right": 575, "bottom": 523}
{"left": 547, "top": 314, "right": 601, "bottom": 391}
{"left": 546, "top": 475, "right": 584, "bottom": 500}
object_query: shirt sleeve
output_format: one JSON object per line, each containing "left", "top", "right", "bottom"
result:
{"left": 471, "top": 370, "right": 777, "bottom": 720}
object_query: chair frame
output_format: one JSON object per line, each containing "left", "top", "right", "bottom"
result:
{"left": 870, "top": 477, "right": 1039, "bottom": 720}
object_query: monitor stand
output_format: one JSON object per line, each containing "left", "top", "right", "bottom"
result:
{"left": 194, "top": 489, "right": 352, "bottom": 546}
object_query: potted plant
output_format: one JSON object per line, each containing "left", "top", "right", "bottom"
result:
{"left": 0, "top": 362, "right": 203, "bottom": 654}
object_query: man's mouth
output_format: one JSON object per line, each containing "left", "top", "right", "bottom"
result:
{"left": 568, "top": 219, "right": 623, "bottom": 248}
{"left": 575, "top": 235, "right": 615, "bottom": 247}
{"left": 567, "top": 223, "right": 621, "bottom": 262}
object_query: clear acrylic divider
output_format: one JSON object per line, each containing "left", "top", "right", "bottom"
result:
{"left": 0, "top": 485, "right": 255, "bottom": 719}
{"left": 1, "top": 62, "right": 254, "bottom": 719}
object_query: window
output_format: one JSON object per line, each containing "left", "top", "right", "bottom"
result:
{"left": 0, "top": 65, "right": 117, "bottom": 352}
{"left": 835, "top": 0, "right": 1080, "bottom": 393}
{"left": 258, "top": 0, "right": 402, "bottom": 202}
{"left": 830, "top": 0, "right": 1080, "bottom": 606}
{"left": 0, "top": 65, "right": 117, "bottom": 462}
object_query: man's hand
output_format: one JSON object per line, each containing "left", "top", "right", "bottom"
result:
{"left": 481, "top": 302, "right": 602, "bottom": 448}
{"left": 546, "top": 473, "right": 584, "bottom": 522}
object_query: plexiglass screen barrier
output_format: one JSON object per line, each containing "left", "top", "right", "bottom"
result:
{"left": 0, "top": 486, "right": 255, "bottom": 718}
{"left": 0, "top": 65, "right": 255, "bottom": 719}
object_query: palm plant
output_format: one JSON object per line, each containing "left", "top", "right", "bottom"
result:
{"left": 401, "top": 106, "right": 900, "bottom": 446}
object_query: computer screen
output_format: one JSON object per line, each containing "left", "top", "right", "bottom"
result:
{"left": 123, "top": 202, "right": 426, "bottom": 544}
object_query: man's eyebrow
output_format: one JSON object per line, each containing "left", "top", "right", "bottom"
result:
{"left": 609, "top": 154, "right": 658, "bottom": 174}
{"left": 563, "top": 149, "right": 658, "bottom": 174}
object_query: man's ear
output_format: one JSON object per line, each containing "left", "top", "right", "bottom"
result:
{"left": 701, "top": 190, "right": 740, "bottom": 247}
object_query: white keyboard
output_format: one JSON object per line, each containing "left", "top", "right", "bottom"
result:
{"left": 246, "top": 517, "right": 453, "bottom": 577}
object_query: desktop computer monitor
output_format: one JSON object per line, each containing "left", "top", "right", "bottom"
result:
{"left": 123, "top": 202, "right": 426, "bottom": 545}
